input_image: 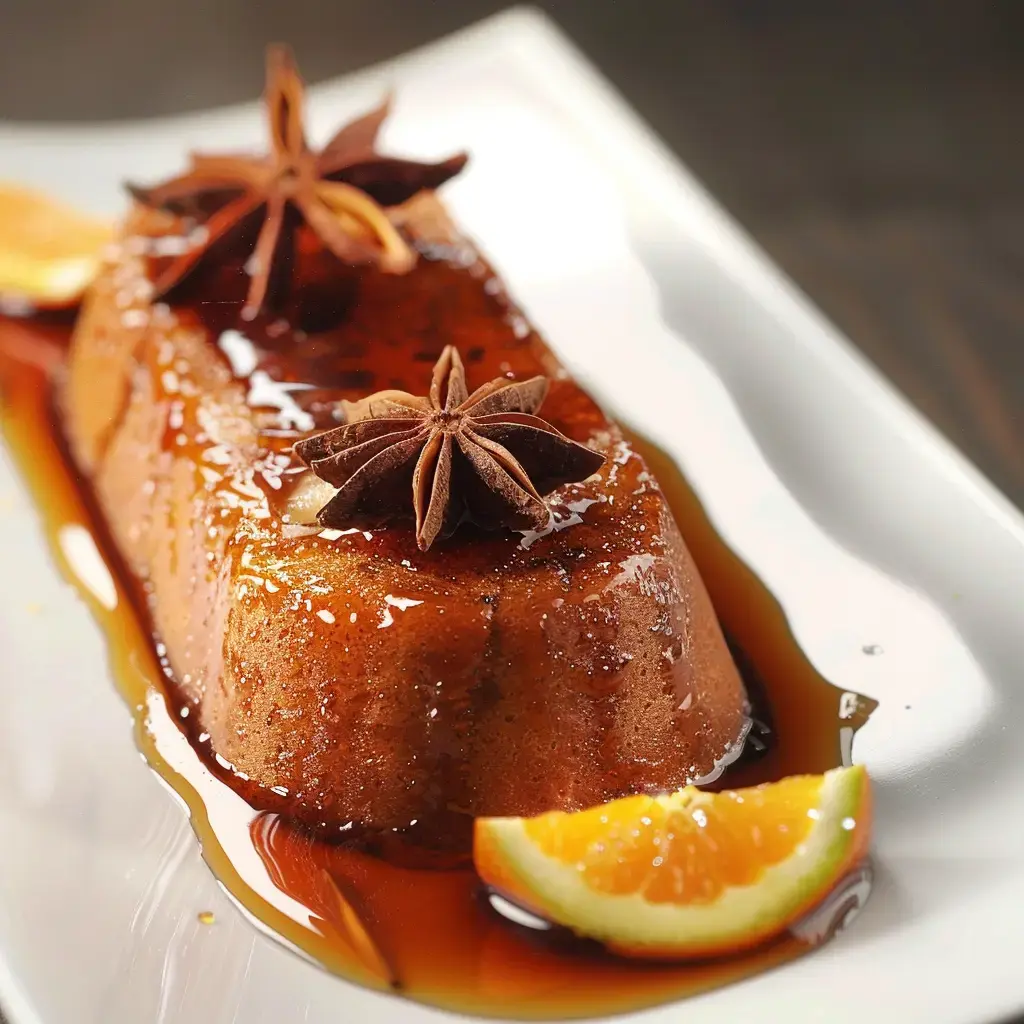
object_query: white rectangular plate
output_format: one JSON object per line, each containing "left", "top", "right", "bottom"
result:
{"left": 2, "top": 9, "right": 1023, "bottom": 1024}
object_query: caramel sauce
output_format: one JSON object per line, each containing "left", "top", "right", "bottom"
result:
{"left": 0, "top": 311, "right": 875, "bottom": 1020}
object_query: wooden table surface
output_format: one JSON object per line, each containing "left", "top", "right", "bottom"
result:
{"left": 0, "top": 2, "right": 1020, "bottom": 1021}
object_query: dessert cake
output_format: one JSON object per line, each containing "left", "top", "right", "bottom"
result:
{"left": 0, "top": 43, "right": 878, "bottom": 1016}
{"left": 60, "top": 46, "right": 749, "bottom": 839}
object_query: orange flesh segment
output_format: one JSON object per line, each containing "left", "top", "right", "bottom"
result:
{"left": 524, "top": 776, "right": 822, "bottom": 905}
{"left": 0, "top": 183, "right": 112, "bottom": 305}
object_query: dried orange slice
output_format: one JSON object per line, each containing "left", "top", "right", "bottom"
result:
{"left": 474, "top": 765, "right": 871, "bottom": 959}
{"left": 0, "top": 183, "right": 112, "bottom": 307}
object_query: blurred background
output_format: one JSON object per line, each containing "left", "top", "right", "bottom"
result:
{"left": 2, "top": 0, "right": 1022, "bottom": 509}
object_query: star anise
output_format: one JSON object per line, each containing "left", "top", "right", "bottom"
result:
{"left": 129, "top": 44, "right": 467, "bottom": 319}
{"left": 293, "top": 346, "right": 606, "bottom": 550}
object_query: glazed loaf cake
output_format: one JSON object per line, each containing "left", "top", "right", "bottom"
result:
{"left": 62, "top": 194, "right": 749, "bottom": 837}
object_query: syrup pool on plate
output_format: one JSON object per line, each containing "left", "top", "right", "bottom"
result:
{"left": 0, "top": 313, "right": 876, "bottom": 1020}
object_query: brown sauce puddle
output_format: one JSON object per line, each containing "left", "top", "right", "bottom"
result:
{"left": 0, "top": 313, "right": 876, "bottom": 1020}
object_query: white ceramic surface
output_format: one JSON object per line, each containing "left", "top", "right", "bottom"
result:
{"left": 2, "top": 9, "right": 1023, "bottom": 1024}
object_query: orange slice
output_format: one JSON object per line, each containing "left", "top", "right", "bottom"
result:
{"left": 0, "top": 183, "right": 113, "bottom": 307}
{"left": 474, "top": 764, "right": 871, "bottom": 959}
